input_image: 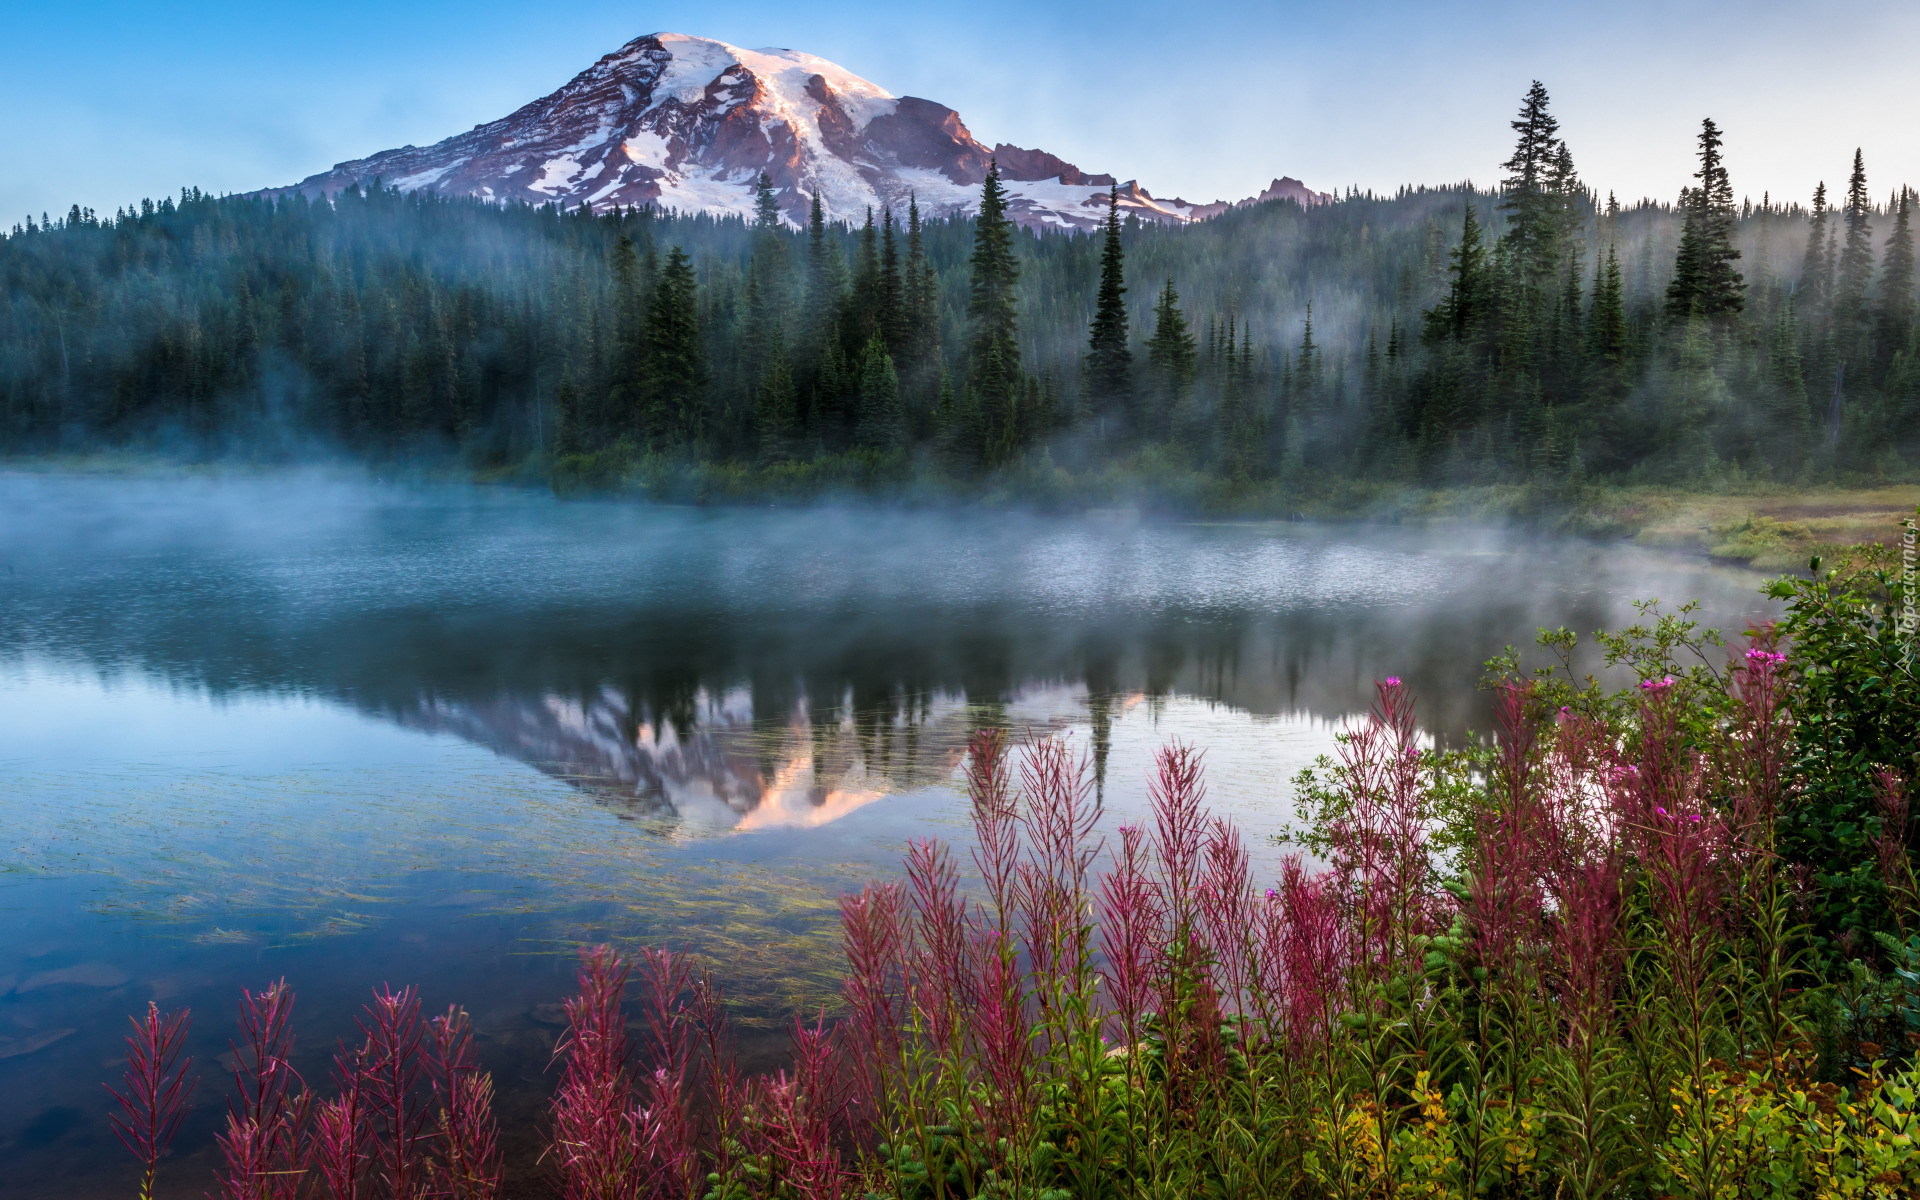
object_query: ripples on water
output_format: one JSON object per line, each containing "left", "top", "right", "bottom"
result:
{"left": 0, "top": 470, "right": 1775, "bottom": 1196}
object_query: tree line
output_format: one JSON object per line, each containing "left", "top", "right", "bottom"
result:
{"left": 3, "top": 81, "right": 1915, "bottom": 498}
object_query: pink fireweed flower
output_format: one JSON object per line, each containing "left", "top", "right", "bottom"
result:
{"left": 106, "top": 1002, "right": 196, "bottom": 1200}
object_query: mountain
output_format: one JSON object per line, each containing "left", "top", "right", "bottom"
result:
{"left": 269, "top": 32, "right": 1330, "bottom": 231}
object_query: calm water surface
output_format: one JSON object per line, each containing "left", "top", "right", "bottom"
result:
{"left": 0, "top": 471, "right": 1775, "bottom": 1197}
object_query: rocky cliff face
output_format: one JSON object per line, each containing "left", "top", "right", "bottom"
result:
{"left": 271, "top": 33, "right": 1329, "bottom": 231}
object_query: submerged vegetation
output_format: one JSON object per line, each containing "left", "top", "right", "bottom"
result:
{"left": 5, "top": 85, "right": 1919, "bottom": 513}
{"left": 105, "top": 538, "right": 1920, "bottom": 1197}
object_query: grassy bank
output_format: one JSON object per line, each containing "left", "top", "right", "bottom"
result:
{"left": 551, "top": 444, "right": 1920, "bottom": 568}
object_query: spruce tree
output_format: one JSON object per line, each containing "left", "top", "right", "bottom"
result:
{"left": 1875, "top": 188, "right": 1916, "bottom": 383}
{"left": 756, "top": 354, "right": 798, "bottom": 464}
{"left": 847, "top": 207, "right": 881, "bottom": 349}
{"left": 1665, "top": 118, "right": 1744, "bottom": 320}
{"left": 753, "top": 172, "right": 782, "bottom": 233}
{"left": 967, "top": 160, "right": 1022, "bottom": 454}
{"left": 1834, "top": 149, "right": 1877, "bottom": 372}
{"left": 802, "top": 191, "right": 847, "bottom": 374}
{"left": 853, "top": 335, "right": 905, "bottom": 450}
{"left": 877, "top": 208, "right": 905, "bottom": 356}
{"left": 1800, "top": 182, "right": 1833, "bottom": 315}
{"left": 1499, "top": 81, "right": 1567, "bottom": 298}
{"left": 747, "top": 173, "right": 789, "bottom": 366}
{"left": 1085, "top": 183, "right": 1134, "bottom": 419}
{"left": 902, "top": 195, "right": 940, "bottom": 377}
{"left": 1587, "top": 243, "right": 1628, "bottom": 363}
{"left": 1144, "top": 276, "right": 1196, "bottom": 437}
{"left": 1769, "top": 300, "right": 1813, "bottom": 474}
{"left": 642, "top": 245, "right": 704, "bottom": 444}
{"left": 1423, "top": 201, "right": 1488, "bottom": 344}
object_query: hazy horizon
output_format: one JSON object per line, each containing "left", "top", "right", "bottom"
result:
{"left": 4, "top": 0, "right": 1916, "bottom": 225}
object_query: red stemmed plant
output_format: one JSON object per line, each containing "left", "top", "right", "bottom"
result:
{"left": 106, "top": 1001, "right": 196, "bottom": 1200}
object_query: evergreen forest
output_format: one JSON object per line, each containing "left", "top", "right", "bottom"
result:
{"left": 4, "top": 83, "right": 1917, "bottom": 505}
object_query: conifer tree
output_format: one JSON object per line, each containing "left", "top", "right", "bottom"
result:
{"left": 877, "top": 208, "right": 905, "bottom": 356}
{"left": 1875, "top": 188, "right": 1916, "bottom": 383}
{"left": 1085, "top": 184, "right": 1133, "bottom": 417}
{"left": 1834, "top": 149, "right": 1877, "bottom": 372}
{"left": 1666, "top": 118, "right": 1744, "bottom": 320}
{"left": 1295, "top": 305, "right": 1320, "bottom": 396}
{"left": 1800, "top": 182, "right": 1833, "bottom": 316}
{"left": 813, "top": 341, "right": 851, "bottom": 444}
{"left": 747, "top": 172, "right": 789, "bottom": 365}
{"left": 1587, "top": 243, "right": 1628, "bottom": 363}
{"left": 1499, "top": 81, "right": 1567, "bottom": 298}
{"left": 1769, "top": 300, "right": 1813, "bottom": 474}
{"left": 967, "top": 160, "right": 1022, "bottom": 454}
{"left": 1424, "top": 201, "right": 1488, "bottom": 343}
{"left": 854, "top": 335, "right": 904, "bottom": 450}
{"left": 847, "top": 207, "right": 881, "bottom": 350}
{"left": 753, "top": 172, "right": 783, "bottom": 234}
{"left": 802, "top": 192, "right": 847, "bottom": 371}
{"left": 756, "top": 354, "right": 798, "bottom": 464}
{"left": 642, "top": 245, "right": 703, "bottom": 444}
{"left": 1144, "top": 276, "right": 1196, "bottom": 437}
{"left": 968, "top": 162, "right": 1020, "bottom": 368}
{"left": 902, "top": 195, "right": 940, "bottom": 377}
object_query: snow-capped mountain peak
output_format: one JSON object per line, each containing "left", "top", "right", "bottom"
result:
{"left": 271, "top": 32, "right": 1329, "bottom": 231}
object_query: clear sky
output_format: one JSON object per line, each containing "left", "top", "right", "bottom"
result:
{"left": 4, "top": 0, "right": 1916, "bottom": 223}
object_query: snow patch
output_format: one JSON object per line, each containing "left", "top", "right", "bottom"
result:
{"left": 526, "top": 155, "right": 581, "bottom": 195}
{"left": 623, "top": 130, "right": 671, "bottom": 168}
{"left": 389, "top": 161, "right": 460, "bottom": 191}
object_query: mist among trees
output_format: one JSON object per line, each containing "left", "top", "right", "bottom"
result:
{"left": 3, "top": 83, "right": 1916, "bottom": 503}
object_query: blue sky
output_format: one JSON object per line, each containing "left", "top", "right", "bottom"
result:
{"left": 4, "top": 0, "right": 1916, "bottom": 222}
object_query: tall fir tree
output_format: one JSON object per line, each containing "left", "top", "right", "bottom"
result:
{"left": 877, "top": 208, "right": 905, "bottom": 356}
{"left": 1498, "top": 81, "right": 1568, "bottom": 301}
{"left": 847, "top": 207, "right": 881, "bottom": 350}
{"left": 1875, "top": 188, "right": 1916, "bottom": 384}
{"left": 1799, "top": 182, "right": 1833, "bottom": 316}
{"left": 641, "top": 245, "right": 704, "bottom": 444}
{"left": 853, "top": 335, "right": 905, "bottom": 450}
{"left": 1587, "top": 243, "right": 1628, "bottom": 363}
{"left": 1085, "top": 184, "right": 1134, "bottom": 421}
{"left": 803, "top": 191, "right": 847, "bottom": 370}
{"left": 1665, "top": 118, "right": 1745, "bottom": 319}
{"left": 967, "top": 160, "right": 1022, "bottom": 458}
{"left": 1769, "top": 300, "right": 1812, "bottom": 474}
{"left": 1424, "top": 201, "right": 1489, "bottom": 344}
{"left": 901, "top": 195, "right": 940, "bottom": 379}
{"left": 1144, "top": 276, "right": 1197, "bottom": 437}
{"left": 1834, "top": 149, "right": 1877, "bottom": 374}
{"left": 756, "top": 354, "right": 798, "bottom": 464}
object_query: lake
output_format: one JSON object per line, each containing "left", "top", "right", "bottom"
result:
{"left": 0, "top": 470, "right": 1775, "bottom": 1196}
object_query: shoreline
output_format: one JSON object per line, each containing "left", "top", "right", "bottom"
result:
{"left": 6, "top": 452, "right": 1913, "bottom": 573}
